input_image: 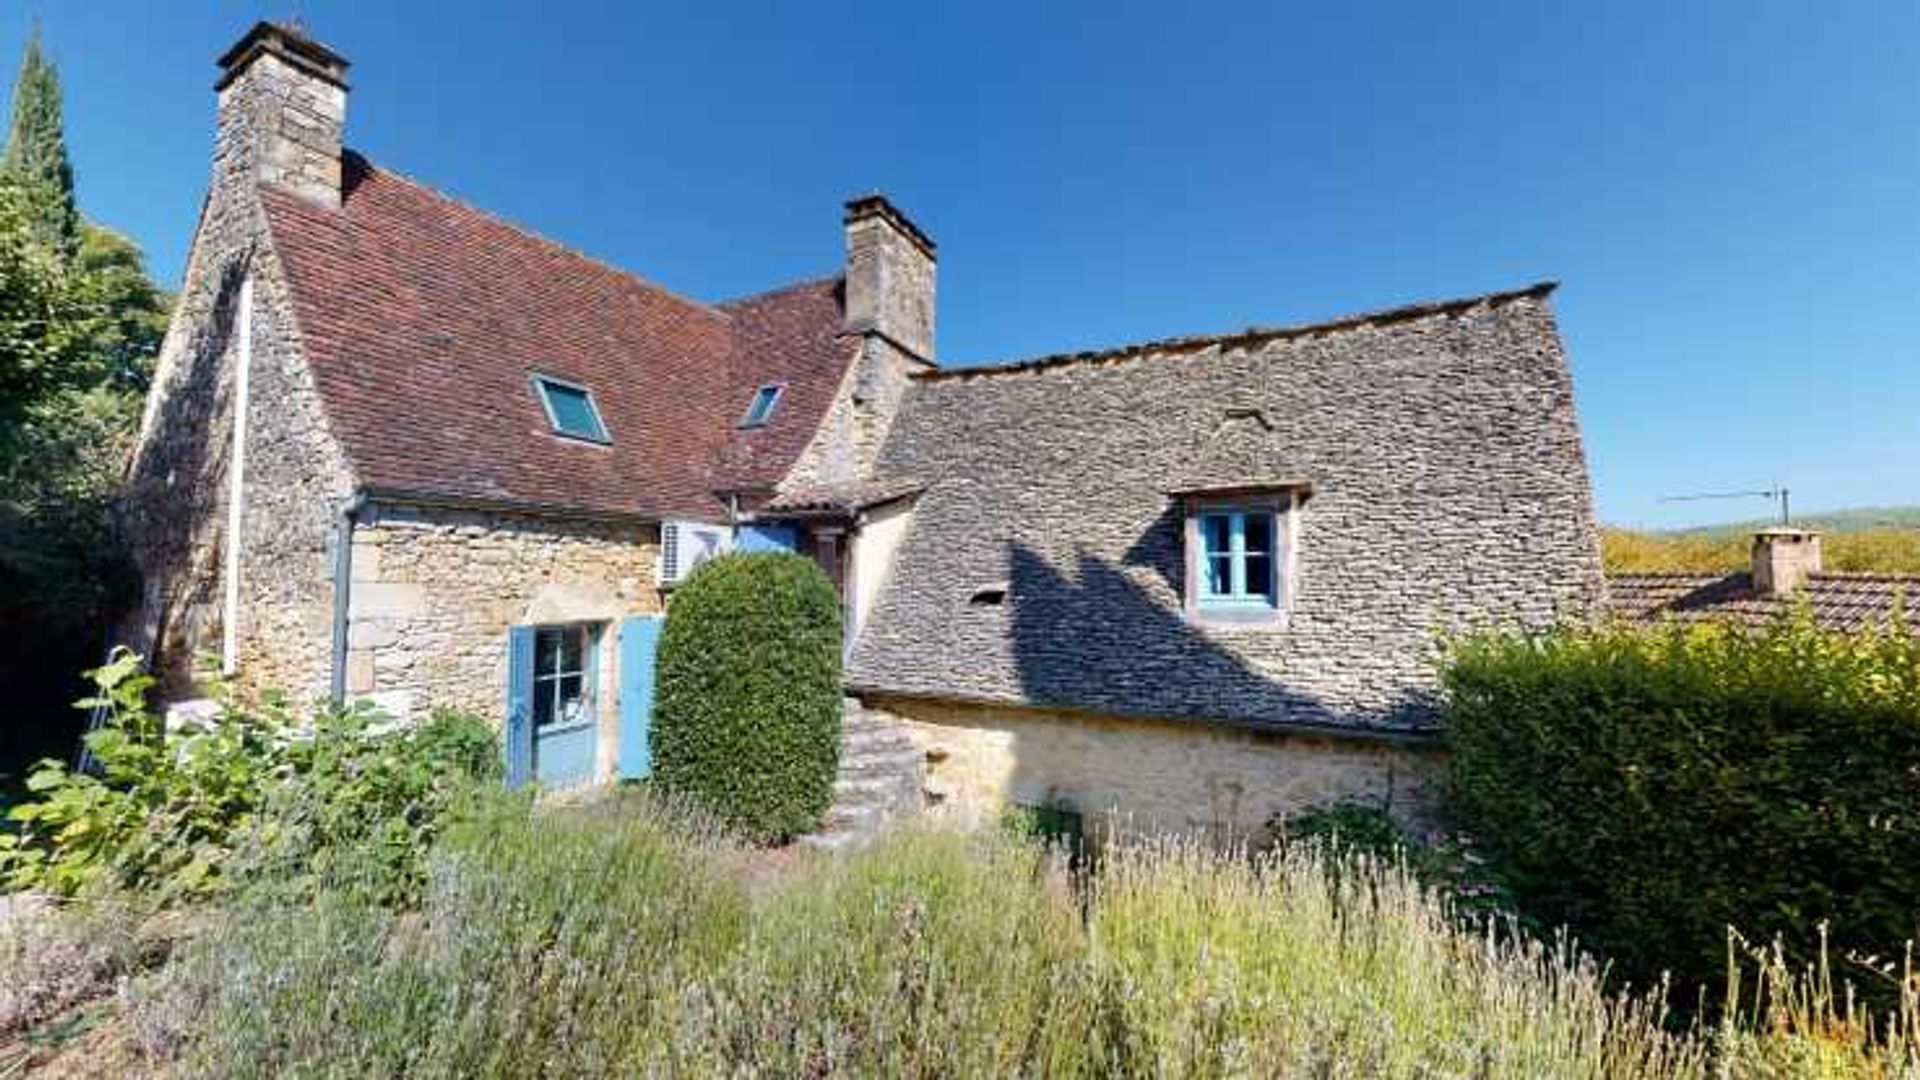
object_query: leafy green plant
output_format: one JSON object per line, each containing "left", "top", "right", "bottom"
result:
{"left": 1443, "top": 614, "right": 1920, "bottom": 1013}
{"left": 651, "top": 551, "right": 843, "bottom": 841}
{"left": 1278, "top": 801, "right": 1517, "bottom": 917}
{"left": 0, "top": 649, "right": 497, "bottom": 904}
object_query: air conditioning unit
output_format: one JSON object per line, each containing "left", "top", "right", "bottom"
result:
{"left": 660, "top": 520, "right": 732, "bottom": 585}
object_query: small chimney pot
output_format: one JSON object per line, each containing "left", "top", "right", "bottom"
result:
{"left": 1752, "top": 527, "right": 1822, "bottom": 597}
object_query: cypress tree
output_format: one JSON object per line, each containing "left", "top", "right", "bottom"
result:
{"left": 2, "top": 23, "right": 80, "bottom": 257}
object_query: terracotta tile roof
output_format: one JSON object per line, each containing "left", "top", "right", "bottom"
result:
{"left": 710, "top": 277, "right": 860, "bottom": 494}
{"left": 259, "top": 153, "right": 847, "bottom": 520}
{"left": 1607, "top": 572, "right": 1919, "bottom": 634}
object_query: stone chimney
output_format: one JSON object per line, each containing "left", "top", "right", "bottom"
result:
{"left": 843, "top": 195, "right": 936, "bottom": 362}
{"left": 214, "top": 21, "right": 350, "bottom": 207}
{"left": 1752, "top": 527, "right": 1822, "bottom": 597}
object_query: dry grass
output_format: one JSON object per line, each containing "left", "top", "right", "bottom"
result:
{"left": 88, "top": 790, "right": 1919, "bottom": 1078}
{"left": 1603, "top": 527, "right": 1920, "bottom": 575}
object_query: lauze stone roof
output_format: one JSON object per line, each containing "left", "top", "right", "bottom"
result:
{"left": 847, "top": 286, "right": 1605, "bottom": 734}
{"left": 261, "top": 153, "right": 849, "bottom": 520}
{"left": 1609, "top": 572, "right": 1919, "bottom": 634}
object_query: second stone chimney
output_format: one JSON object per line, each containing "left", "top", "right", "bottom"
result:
{"left": 214, "top": 21, "right": 350, "bottom": 207}
{"left": 1752, "top": 527, "right": 1822, "bottom": 597}
{"left": 843, "top": 195, "right": 936, "bottom": 362}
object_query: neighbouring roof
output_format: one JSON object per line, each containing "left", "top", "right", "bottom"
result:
{"left": 848, "top": 285, "right": 1603, "bottom": 734}
{"left": 260, "top": 153, "right": 849, "bottom": 520}
{"left": 1608, "top": 572, "right": 1919, "bottom": 634}
{"left": 762, "top": 475, "right": 925, "bottom": 517}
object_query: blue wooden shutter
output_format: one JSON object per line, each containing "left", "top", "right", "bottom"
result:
{"left": 617, "top": 615, "right": 664, "bottom": 778}
{"left": 736, "top": 522, "right": 799, "bottom": 553}
{"left": 504, "top": 625, "right": 536, "bottom": 788}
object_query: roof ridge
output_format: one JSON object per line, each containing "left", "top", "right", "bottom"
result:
{"left": 717, "top": 273, "right": 842, "bottom": 311}
{"left": 342, "top": 150, "right": 725, "bottom": 324}
{"left": 919, "top": 280, "right": 1559, "bottom": 383}
{"left": 1608, "top": 571, "right": 1738, "bottom": 581}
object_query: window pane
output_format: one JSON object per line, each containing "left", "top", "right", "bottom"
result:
{"left": 539, "top": 380, "right": 607, "bottom": 441}
{"left": 1243, "top": 553, "right": 1275, "bottom": 599}
{"left": 556, "top": 674, "right": 586, "bottom": 724}
{"left": 1201, "top": 515, "right": 1232, "bottom": 558}
{"left": 533, "top": 678, "right": 556, "bottom": 727}
{"left": 1244, "top": 512, "right": 1275, "bottom": 559}
{"left": 1204, "top": 554, "right": 1233, "bottom": 596}
{"left": 535, "top": 627, "right": 566, "bottom": 678}
{"left": 743, "top": 384, "right": 782, "bottom": 426}
{"left": 555, "top": 627, "right": 584, "bottom": 673}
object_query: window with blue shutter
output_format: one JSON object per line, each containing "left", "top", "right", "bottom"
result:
{"left": 504, "top": 625, "right": 536, "bottom": 787}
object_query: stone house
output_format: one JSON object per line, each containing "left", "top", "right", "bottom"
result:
{"left": 124, "top": 22, "right": 1604, "bottom": 835}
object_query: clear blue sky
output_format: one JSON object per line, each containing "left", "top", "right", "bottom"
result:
{"left": 10, "top": 1, "right": 1917, "bottom": 527}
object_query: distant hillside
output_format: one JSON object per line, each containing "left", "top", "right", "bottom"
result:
{"left": 1604, "top": 506, "right": 1920, "bottom": 575}
{"left": 1665, "top": 505, "right": 1920, "bottom": 540}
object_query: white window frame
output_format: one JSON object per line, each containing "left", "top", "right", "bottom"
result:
{"left": 532, "top": 622, "right": 599, "bottom": 731}
{"left": 1181, "top": 491, "right": 1297, "bottom": 626}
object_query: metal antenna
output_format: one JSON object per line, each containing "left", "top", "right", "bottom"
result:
{"left": 1659, "top": 487, "right": 1791, "bottom": 526}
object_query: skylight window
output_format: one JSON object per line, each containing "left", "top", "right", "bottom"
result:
{"left": 739, "top": 383, "right": 783, "bottom": 428}
{"left": 532, "top": 375, "right": 610, "bottom": 443}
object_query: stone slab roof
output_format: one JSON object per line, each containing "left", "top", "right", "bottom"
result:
{"left": 261, "top": 153, "right": 847, "bottom": 520}
{"left": 847, "top": 286, "right": 1604, "bottom": 734}
{"left": 763, "top": 475, "right": 925, "bottom": 517}
{"left": 1608, "top": 572, "right": 1919, "bottom": 634}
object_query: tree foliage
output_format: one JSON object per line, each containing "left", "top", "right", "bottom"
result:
{"left": 651, "top": 552, "right": 844, "bottom": 842}
{"left": 1443, "top": 615, "right": 1920, "bottom": 1011}
{"left": 1, "top": 24, "right": 78, "bottom": 257}
{"left": 0, "top": 649, "right": 500, "bottom": 905}
{"left": 0, "top": 26, "right": 171, "bottom": 794}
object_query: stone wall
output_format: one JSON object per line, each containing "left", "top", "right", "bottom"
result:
{"left": 784, "top": 335, "right": 932, "bottom": 491}
{"left": 345, "top": 504, "right": 661, "bottom": 775}
{"left": 123, "top": 29, "right": 357, "bottom": 705}
{"left": 865, "top": 693, "right": 1442, "bottom": 841}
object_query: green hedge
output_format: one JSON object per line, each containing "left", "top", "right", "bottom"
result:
{"left": 651, "top": 552, "right": 843, "bottom": 841}
{"left": 1443, "top": 615, "right": 1920, "bottom": 1005}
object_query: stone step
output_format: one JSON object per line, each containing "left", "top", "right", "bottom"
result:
{"left": 840, "top": 720, "right": 910, "bottom": 743}
{"left": 831, "top": 772, "right": 919, "bottom": 807}
{"left": 798, "top": 828, "right": 870, "bottom": 854}
{"left": 820, "top": 799, "right": 887, "bottom": 835}
{"left": 840, "top": 749, "right": 921, "bottom": 772}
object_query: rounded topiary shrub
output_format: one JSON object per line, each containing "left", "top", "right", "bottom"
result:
{"left": 651, "top": 551, "right": 843, "bottom": 841}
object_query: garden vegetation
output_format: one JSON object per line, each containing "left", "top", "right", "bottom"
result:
{"left": 3, "top": 650, "right": 1918, "bottom": 1074}
{"left": 1445, "top": 614, "right": 1920, "bottom": 1015}
{"left": 651, "top": 551, "right": 844, "bottom": 841}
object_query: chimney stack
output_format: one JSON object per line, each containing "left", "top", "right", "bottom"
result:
{"left": 843, "top": 195, "right": 936, "bottom": 362}
{"left": 214, "top": 21, "right": 350, "bottom": 207}
{"left": 1752, "top": 527, "right": 1822, "bottom": 597}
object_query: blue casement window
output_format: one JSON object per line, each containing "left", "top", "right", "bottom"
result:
{"left": 739, "top": 383, "right": 783, "bottom": 428}
{"left": 531, "top": 374, "right": 611, "bottom": 443}
{"left": 1184, "top": 497, "right": 1291, "bottom": 622}
{"left": 533, "top": 623, "right": 598, "bottom": 730}
{"left": 1197, "top": 510, "right": 1276, "bottom": 605}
